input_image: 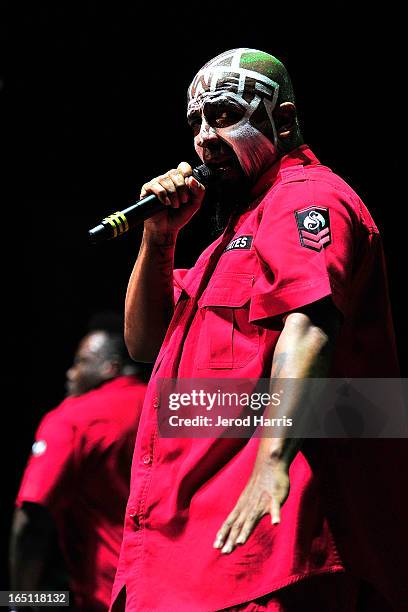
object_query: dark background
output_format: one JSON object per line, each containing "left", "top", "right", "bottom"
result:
{"left": 2, "top": 2, "right": 405, "bottom": 586}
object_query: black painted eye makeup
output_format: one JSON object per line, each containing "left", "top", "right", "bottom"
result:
{"left": 204, "top": 99, "right": 246, "bottom": 129}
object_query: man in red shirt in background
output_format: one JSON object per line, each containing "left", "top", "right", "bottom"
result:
{"left": 111, "top": 49, "right": 407, "bottom": 610}
{"left": 10, "top": 321, "right": 149, "bottom": 611}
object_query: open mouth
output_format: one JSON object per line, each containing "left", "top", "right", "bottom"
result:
{"left": 206, "top": 158, "right": 235, "bottom": 172}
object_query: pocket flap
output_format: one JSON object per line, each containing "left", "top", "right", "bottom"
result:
{"left": 198, "top": 273, "right": 254, "bottom": 308}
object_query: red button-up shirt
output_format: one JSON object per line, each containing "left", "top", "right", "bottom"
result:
{"left": 17, "top": 375, "right": 147, "bottom": 611}
{"left": 111, "top": 146, "right": 404, "bottom": 611}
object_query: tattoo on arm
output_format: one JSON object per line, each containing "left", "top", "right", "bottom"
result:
{"left": 271, "top": 352, "right": 287, "bottom": 378}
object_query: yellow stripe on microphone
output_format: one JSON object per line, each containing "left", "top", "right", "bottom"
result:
{"left": 102, "top": 212, "right": 129, "bottom": 238}
{"left": 103, "top": 216, "right": 119, "bottom": 238}
{"left": 114, "top": 211, "right": 130, "bottom": 233}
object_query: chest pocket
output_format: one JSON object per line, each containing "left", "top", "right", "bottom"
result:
{"left": 196, "top": 273, "right": 260, "bottom": 369}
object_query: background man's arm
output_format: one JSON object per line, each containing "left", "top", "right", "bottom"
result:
{"left": 9, "top": 504, "right": 56, "bottom": 589}
{"left": 214, "top": 298, "right": 341, "bottom": 553}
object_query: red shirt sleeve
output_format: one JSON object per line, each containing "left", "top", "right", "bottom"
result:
{"left": 249, "top": 172, "right": 358, "bottom": 324}
{"left": 16, "top": 406, "right": 75, "bottom": 509}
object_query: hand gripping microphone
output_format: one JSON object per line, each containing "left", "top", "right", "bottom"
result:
{"left": 88, "top": 164, "right": 214, "bottom": 244}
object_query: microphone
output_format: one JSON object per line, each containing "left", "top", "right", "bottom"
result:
{"left": 88, "top": 164, "right": 215, "bottom": 244}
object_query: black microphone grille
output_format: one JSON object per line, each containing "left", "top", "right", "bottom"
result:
{"left": 192, "top": 164, "right": 216, "bottom": 186}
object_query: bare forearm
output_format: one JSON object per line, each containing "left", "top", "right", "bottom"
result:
{"left": 214, "top": 304, "right": 341, "bottom": 550}
{"left": 125, "top": 229, "right": 178, "bottom": 361}
{"left": 10, "top": 509, "right": 50, "bottom": 589}
{"left": 259, "top": 310, "right": 338, "bottom": 466}
{"left": 125, "top": 163, "right": 205, "bottom": 360}
{"left": 10, "top": 538, "right": 45, "bottom": 590}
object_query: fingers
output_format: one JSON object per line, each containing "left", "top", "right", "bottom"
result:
{"left": 160, "top": 171, "right": 187, "bottom": 208}
{"left": 213, "top": 505, "right": 266, "bottom": 554}
{"left": 177, "top": 161, "right": 193, "bottom": 177}
{"left": 213, "top": 462, "right": 290, "bottom": 555}
{"left": 270, "top": 496, "right": 281, "bottom": 525}
{"left": 140, "top": 162, "right": 201, "bottom": 209}
{"left": 140, "top": 181, "right": 171, "bottom": 206}
{"left": 235, "top": 510, "right": 264, "bottom": 546}
{"left": 213, "top": 509, "right": 238, "bottom": 550}
{"left": 213, "top": 482, "right": 287, "bottom": 554}
{"left": 221, "top": 512, "right": 257, "bottom": 553}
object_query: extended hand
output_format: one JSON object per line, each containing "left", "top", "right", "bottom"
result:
{"left": 213, "top": 457, "right": 290, "bottom": 554}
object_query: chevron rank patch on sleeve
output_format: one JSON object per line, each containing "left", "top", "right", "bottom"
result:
{"left": 294, "top": 206, "right": 331, "bottom": 251}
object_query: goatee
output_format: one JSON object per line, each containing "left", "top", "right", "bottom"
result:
{"left": 206, "top": 171, "right": 251, "bottom": 239}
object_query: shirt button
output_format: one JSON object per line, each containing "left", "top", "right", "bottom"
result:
{"left": 142, "top": 454, "right": 152, "bottom": 465}
{"left": 153, "top": 397, "right": 159, "bottom": 408}
{"left": 128, "top": 509, "right": 139, "bottom": 528}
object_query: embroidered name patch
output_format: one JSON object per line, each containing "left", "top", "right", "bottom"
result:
{"left": 294, "top": 207, "right": 331, "bottom": 251}
{"left": 224, "top": 235, "right": 253, "bottom": 252}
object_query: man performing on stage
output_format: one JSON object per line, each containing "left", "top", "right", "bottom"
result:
{"left": 111, "top": 49, "right": 406, "bottom": 610}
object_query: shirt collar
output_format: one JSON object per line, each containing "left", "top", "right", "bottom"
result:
{"left": 250, "top": 144, "right": 321, "bottom": 200}
{"left": 225, "top": 145, "right": 320, "bottom": 234}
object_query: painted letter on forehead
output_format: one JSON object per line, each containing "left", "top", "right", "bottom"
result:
{"left": 188, "top": 51, "right": 279, "bottom": 115}
{"left": 188, "top": 48, "right": 281, "bottom": 180}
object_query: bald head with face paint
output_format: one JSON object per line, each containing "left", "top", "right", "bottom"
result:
{"left": 187, "top": 48, "right": 302, "bottom": 185}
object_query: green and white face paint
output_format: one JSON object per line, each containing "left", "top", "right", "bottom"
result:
{"left": 187, "top": 48, "right": 281, "bottom": 180}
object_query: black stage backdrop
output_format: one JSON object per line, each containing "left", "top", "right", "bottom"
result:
{"left": 2, "top": 2, "right": 406, "bottom": 587}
